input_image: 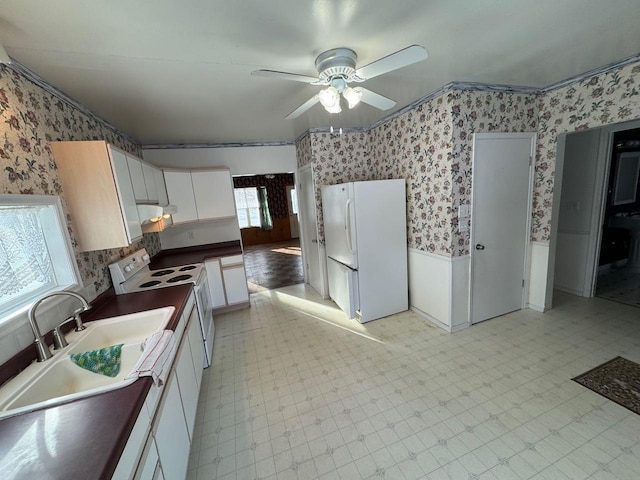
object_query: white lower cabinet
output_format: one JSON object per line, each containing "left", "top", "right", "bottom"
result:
{"left": 205, "top": 259, "right": 227, "bottom": 308}
{"left": 154, "top": 373, "right": 190, "bottom": 480}
{"left": 115, "top": 294, "right": 203, "bottom": 480}
{"left": 206, "top": 255, "right": 250, "bottom": 309}
{"left": 175, "top": 308, "right": 200, "bottom": 441}
{"left": 223, "top": 266, "right": 250, "bottom": 304}
{"left": 134, "top": 435, "right": 162, "bottom": 480}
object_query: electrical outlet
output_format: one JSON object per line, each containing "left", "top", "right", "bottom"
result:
{"left": 459, "top": 219, "right": 469, "bottom": 232}
{"left": 188, "top": 231, "right": 195, "bottom": 240}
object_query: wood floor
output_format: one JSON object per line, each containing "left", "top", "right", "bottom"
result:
{"left": 243, "top": 239, "right": 304, "bottom": 293}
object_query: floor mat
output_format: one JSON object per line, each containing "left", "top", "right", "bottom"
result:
{"left": 573, "top": 356, "right": 640, "bottom": 415}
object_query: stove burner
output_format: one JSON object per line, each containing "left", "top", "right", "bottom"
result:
{"left": 140, "top": 280, "right": 162, "bottom": 288}
{"left": 179, "top": 265, "right": 197, "bottom": 271}
{"left": 151, "top": 269, "right": 175, "bottom": 277}
{"left": 167, "top": 274, "right": 192, "bottom": 283}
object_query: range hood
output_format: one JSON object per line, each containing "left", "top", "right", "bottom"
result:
{"left": 137, "top": 203, "right": 177, "bottom": 224}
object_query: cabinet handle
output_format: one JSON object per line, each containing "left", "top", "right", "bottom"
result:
{"left": 475, "top": 244, "right": 485, "bottom": 250}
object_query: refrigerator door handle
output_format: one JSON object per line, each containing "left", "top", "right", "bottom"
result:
{"left": 345, "top": 198, "right": 353, "bottom": 252}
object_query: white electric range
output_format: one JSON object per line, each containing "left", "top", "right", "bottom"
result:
{"left": 108, "top": 248, "right": 214, "bottom": 367}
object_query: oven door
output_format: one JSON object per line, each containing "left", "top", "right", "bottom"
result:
{"left": 194, "top": 269, "right": 214, "bottom": 368}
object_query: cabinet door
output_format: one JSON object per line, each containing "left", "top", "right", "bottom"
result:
{"left": 191, "top": 170, "right": 236, "bottom": 220}
{"left": 154, "top": 373, "right": 190, "bottom": 480}
{"left": 223, "top": 265, "right": 249, "bottom": 304}
{"left": 142, "top": 164, "right": 159, "bottom": 203}
{"left": 175, "top": 327, "right": 199, "bottom": 441}
{"left": 134, "top": 435, "right": 159, "bottom": 480}
{"left": 186, "top": 305, "right": 205, "bottom": 389}
{"left": 154, "top": 169, "right": 169, "bottom": 205}
{"left": 153, "top": 169, "right": 172, "bottom": 228}
{"left": 164, "top": 171, "right": 198, "bottom": 224}
{"left": 110, "top": 148, "right": 143, "bottom": 242}
{"left": 128, "top": 156, "right": 148, "bottom": 202}
{"left": 205, "top": 259, "right": 227, "bottom": 307}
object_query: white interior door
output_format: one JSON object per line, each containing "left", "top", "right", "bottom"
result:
{"left": 298, "top": 166, "right": 322, "bottom": 294}
{"left": 470, "top": 133, "right": 535, "bottom": 324}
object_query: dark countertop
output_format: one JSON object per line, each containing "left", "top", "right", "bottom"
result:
{"left": 0, "top": 284, "right": 193, "bottom": 480}
{"left": 149, "top": 240, "right": 243, "bottom": 269}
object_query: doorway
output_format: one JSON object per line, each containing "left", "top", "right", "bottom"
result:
{"left": 232, "top": 173, "right": 304, "bottom": 292}
{"left": 297, "top": 165, "right": 324, "bottom": 295}
{"left": 594, "top": 129, "right": 640, "bottom": 306}
{"left": 470, "top": 133, "right": 535, "bottom": 324}
{"left": 552, "top": 119, "right": 640, "bottom": 308}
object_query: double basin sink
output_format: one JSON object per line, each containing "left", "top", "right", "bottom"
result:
{"left": 0, "top": 307, "right": 175, "bottom": 419}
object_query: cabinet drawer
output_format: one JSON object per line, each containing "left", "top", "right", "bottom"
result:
{"left": 220, "top": 254, "right": 243, "bottom": 266}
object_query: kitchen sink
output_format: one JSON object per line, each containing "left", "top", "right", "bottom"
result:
{"left": 0, "top": 306, "right": 174, "bottom": 419}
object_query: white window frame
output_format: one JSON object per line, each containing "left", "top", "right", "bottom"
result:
{"left": 0, "top": 195, "right": 82, "bottom": 327}
{"left": 234, "top": 187, "right": 261, "bottom": 229}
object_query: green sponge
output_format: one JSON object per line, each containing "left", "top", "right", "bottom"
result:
{"left": 70, "top": 344, "right": 124, "bottom": 378}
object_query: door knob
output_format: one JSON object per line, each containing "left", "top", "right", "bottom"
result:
{"left": 311, "top": 239, "right": 318, "bottom": 243}
{"left": 475, "top": 244, "right": 485, "bottom": 250}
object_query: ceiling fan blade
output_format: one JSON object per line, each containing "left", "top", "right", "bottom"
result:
{"left": 285, "top": 95, "right": 320, "bottom": 119}
{"left": 251, "top": 69, "right": 319, "bottom": 84}
{"left": 356, "top": 45, "right": 428, "bottom": 80}
{"left": 358, "top": 88, "right": 396, "bottom": 111}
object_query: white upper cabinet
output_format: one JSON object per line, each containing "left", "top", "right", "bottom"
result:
{"left": 163, "top": 168, "right": 236, "bottom": 225}
{"left": 51, "top": 140, "right": 142, "bottom": 251}
{"left": 142, "top": 163, "right": 159, "bottom": 203}
{"left": 127, "top": 156, "right": 148, "bottom": 202}
{"left": 164, "top": 170, "right": 198, "bottom": 224}
{"left": 154, "top": 168, "right": 169, "bottom": 205}
{"left": 191, "top": 170, "right": 236, "bottom": 220}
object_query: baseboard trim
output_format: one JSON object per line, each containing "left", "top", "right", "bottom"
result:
{"left": 527, "top": 302, "right": 546, "bottom": 312}
{"left": 212, "top": 302, "right": 250, "bottom": 314}
{"left": 411, "top": 305, "right": 472, "bottom": 332}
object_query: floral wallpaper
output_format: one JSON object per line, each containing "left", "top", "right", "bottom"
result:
{"left": 533, "top": 61, "right": 640, "bottom": 241}
{"left": 233, "top": 173, "right": 294, "bottom": 219}
{"left": 369, "top": 95, "right": 455, "bottom": 255}
{"left": 297, "top": 57, "right": 640, "bottom": 257}
{"left": 295, "top": 132, "right": 312, "bottom": 168}
{"left": 448, "top": 91, "right": 539, "bottom": 254}
{"left": 299, "top": 131, "right": 372, "bottom": 243}
{"left": 0, "top": 64, "right": 160, "bottom": 298}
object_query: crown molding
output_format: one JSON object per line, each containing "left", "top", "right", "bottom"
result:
{"left": 142, "top": 141, "right": 294, "bottom": 150}
{"left": 296, "top": 51, "right": 640, "bottom": 144}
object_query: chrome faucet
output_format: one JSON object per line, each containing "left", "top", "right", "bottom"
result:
{"left": 27, "top": 291, "right": 91, "bottom": 362}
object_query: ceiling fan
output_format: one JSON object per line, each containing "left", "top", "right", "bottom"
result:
{"left": 251, "top": 45, "right": 428, "bottom": 119}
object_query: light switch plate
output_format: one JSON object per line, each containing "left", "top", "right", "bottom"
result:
{"left": 458, "top": 205, "right": 469, "bottom": 218}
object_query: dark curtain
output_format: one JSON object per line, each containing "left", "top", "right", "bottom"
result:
{"left": 258, "top": 187, "right": 273, "bottom": 230}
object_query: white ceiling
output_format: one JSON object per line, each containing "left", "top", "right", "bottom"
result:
{"left": 1, "top": 0, "right": 639, "bottom": 145}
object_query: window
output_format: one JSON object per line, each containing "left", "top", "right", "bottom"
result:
{"left": 234, "top": 187, "right": 261, "bottom": 228}
{"left": 0, "top": 195, "right": 81, "bottom": 322}
{"left": 290, "top": 188, "right": 299, "bottom": 215}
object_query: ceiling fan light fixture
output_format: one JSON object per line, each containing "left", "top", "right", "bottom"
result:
{"left": 343, "top": 86, "right": 363, "bottom": 109}
{"left": 325, "top": 103, "right": 342, "bottom": 114}
{"left": 318, "top": 86, "right": 340, "bottom": 109}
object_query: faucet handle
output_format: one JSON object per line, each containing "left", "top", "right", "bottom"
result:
{"left": 53, "top": 326, "right": 69, "bottom": 350}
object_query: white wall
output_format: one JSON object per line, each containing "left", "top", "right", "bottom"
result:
{"left": 408, "top": 249, "right": 470, "bottom": 332}
{"left": 158, "top": 218, "right": 241, "bottom": 250}
{"left": 553, "top": 130, "right": 601, "bottom": 295}
{"left": 143, "top": 145, "right": 297, "bottom": 175}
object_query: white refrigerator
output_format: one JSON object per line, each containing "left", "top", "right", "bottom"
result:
{"left": 321, "top": 179, "right": 408, "bottom": 323}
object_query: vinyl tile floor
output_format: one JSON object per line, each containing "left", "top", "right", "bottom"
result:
{"left": 243, "top": 240, "right": 304, "bottom": 293}
{"left": 187, "top": 285, "right": 640, "bottom": 480}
